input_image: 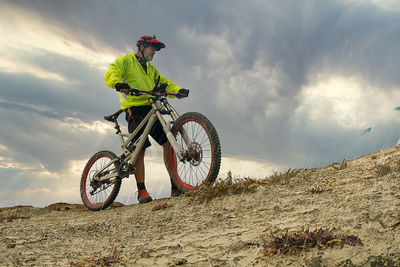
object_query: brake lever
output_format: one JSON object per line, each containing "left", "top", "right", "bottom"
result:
{"left": 129, "top": 89, "right": 142, "bottom": 96}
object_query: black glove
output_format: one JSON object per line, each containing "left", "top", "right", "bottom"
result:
{"left": 154, "top": 83, "right": 168, "bottom": 94}
{"left": 176, "top": 88, "right": 189, "bottom": 99}
{"left": 129, "top": 88, "right": 141, "bottom": 96}
{"left": 115, "top": 83, "right": 131, "bottom": 91}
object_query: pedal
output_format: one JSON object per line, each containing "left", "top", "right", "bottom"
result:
{"left": 122, "top": 164, "right": 135, "bottom": 174}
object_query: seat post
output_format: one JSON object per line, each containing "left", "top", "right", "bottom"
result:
{"left": 114, "top": 119, "right": 121, "bottom": 134}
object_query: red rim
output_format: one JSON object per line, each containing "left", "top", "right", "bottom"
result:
{"left": 169, "top": 118, "right": 214, "bottom": 190}
{"left": 82, "top": 154, "right": 116, "bottom": 208}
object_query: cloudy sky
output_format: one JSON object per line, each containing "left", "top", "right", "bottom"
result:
{"left": 1, "top": 0, "right": 399, "bottom": 207}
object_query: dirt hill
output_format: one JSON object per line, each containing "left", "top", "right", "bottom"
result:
{"left": 1, "top": 145, "right": 400, "bottom": 266}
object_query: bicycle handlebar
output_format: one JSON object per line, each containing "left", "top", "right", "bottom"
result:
{"left": 136, "top": 89, "right": 177, "bottom": 97}
{"left": 116, "top": 87, "right": 176, "bottom": 97}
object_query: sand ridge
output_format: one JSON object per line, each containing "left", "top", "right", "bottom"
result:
{"left": 1, "top": 145, "right": 400, "bottom": 266}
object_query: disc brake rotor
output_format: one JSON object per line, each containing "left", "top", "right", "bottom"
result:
{"left": 186, "top": 142, "right": 203, "bottom": 166}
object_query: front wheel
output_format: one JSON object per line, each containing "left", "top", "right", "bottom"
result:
{"left": 166, "top": 112, "right": 221, "bottom": 192}
{"left": 80, "top": 151, "right": 121, "bottom": 211}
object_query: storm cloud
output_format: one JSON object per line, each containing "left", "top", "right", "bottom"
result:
{"left": 0, "top": 0, "right": 399, "bottom": 206}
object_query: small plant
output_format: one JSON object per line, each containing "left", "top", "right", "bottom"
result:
{"left": 188, "top": 172, "right": 260, "bottom": 203}
{"left": 309, "top": 184, "right": 329, "bottom": 194}
{"left": 262, "top": 227, "right": 363, "bottom": 255}
{"left": 378, "top": 213, "right": 400, "bottom": 230}
{"left": 330, "top": 159, "right": 347, "bottom": 170}
{"left": 269, "top": 168, "right": 301, "bottom": 184}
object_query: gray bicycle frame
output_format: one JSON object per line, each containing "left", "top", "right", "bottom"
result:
{"left": 94, "top": 97, "right": 192, "bottom": 183}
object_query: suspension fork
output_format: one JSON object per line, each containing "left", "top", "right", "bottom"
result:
{"left": 149, "top": 98, "right": 186, "bottom": 161}
{"left": 163, "top": 100, "right": 193, "bottom": 149}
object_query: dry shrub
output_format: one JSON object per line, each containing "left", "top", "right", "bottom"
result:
{"left": 330, "top": 159, "right": 347, "bottom": 170}
{"left": 378, "top": 213, "right": 400, "bottom": 230}
{"left": 188, "top": 177, "right": 260, "bottom": 203}
{"left": 268, "top": 168, "right": 302, "bottom": 184}
{"left": 188, "top": 169, "right": 303, "bottom": 203}
{"left": 262, "top": 227, "right": 363, "bottom": 255}
{"left": 309, "top": 184, "right": 329, "bottom": 194}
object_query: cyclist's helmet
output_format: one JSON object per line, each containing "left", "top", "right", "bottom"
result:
{"left": 136, "top": 35, "right": 165, "bottom": 51}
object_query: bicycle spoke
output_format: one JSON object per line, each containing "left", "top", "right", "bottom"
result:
{"left": 169, "top": 113, "right": 220, "bottom": 190}
{"left": 83, "top": 154, "right": 117, "bottom": 206}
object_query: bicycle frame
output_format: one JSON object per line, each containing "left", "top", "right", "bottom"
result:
{"left": 93, "top": 93, "right": 191, "bottom": 183}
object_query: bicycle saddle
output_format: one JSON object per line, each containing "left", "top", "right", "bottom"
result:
{"left": 104, "top": 110, "right": 123, "bottom": 123}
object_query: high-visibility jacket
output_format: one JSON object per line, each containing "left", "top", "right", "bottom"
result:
{"left": 104, "top": 52, "right": 181, "bottom": 109}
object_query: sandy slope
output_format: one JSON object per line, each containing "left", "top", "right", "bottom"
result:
{"left": 1, "top": 146, "right": 400, "bottom": 266}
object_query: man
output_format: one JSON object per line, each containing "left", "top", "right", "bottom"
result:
{"left": 104, "top": 35, "right": 189, "bottom": 204}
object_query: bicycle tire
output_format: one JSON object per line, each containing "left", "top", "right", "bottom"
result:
{"left": 80, "top": 150, "right": 121, "bottom": 211}
{"left": 166, "top": 112, "right": 221, "bottom": 192}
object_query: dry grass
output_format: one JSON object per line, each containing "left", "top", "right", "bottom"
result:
{"left": 268, "top": 168, "right": 302, "bottom": 185}
{"left": 187, "top": 177, "right": 261, "bottom": 203}
{"left": 378, "top": 212, "right": 400, "bottom": 230}
{"left": 187, "top": 169, "right": 303, "bottom": 203}
{"left": 309, "top": 184, "right": 329, "bottom": 194}
{"left": 262, "top": 227, "right": 363, "bottom": 255}
{"left": 329, "top": 159, "right": 348, "bottom": 170}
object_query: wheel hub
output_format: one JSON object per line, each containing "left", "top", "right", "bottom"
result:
{"left": 186, "top": 142, "right": 203, "bottom": 166}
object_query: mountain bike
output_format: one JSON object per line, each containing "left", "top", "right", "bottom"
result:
{"left": 80, "top": 84, "right": 221, "bottom": 211}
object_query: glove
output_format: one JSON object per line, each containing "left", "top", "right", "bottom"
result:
{"left": 154, "top": 83, "right": 168, "bottom": 94}
{"left": 176, "top": 88, "right": 189, "bottom": 99}
{"left": 115, "top": 83, "right": 131, "bottom": 91}
{"left": 129, "top": 88, "right": 141, "bottom": 96}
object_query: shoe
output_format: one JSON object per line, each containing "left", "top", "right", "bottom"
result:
{"left": 137, "top": 190, "right": 153, "bottom": 204}
{"left": 171, "top": 187, "right": 184, "bottom": 197}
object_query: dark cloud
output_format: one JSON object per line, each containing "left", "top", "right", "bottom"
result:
{"left": 10, "top": 0, "right": 223, "bottom": 52}
{"left": 1, "top": 0, "right": 399, "bottom": 181}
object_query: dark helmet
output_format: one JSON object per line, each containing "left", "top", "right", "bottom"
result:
{"left": 136, "top": 35, "right": 165, "bottom": 51}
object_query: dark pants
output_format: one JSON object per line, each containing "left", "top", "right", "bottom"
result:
{"left": 125, "top": 105, "right": 168, "bottom": 149}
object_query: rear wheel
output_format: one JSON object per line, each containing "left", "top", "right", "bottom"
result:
{"left": 80, "top": 151, "right": 121, "bottom": 211}
{"left": 166, "top": 112, "right": 221, "bottom": 192}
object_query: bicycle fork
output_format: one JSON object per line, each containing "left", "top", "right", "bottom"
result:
{"left": 151, "top": 99, "right": 190, "bottom": 162}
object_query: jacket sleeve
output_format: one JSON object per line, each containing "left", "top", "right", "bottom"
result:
{"left": 153, "top": 67, "right": 181, "bottom": 96}
{"left": 104, "top": 55, "right": 127, "bottom": 89}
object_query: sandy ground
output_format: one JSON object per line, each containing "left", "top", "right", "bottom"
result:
{"left": 1, "top": 146, "right": 400, "bottom": 266}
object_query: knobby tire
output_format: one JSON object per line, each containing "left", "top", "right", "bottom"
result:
{"left": 166, "top": 112, "right": 221, "bottom": 192}
{"left": 80, "top": 150, "right": 121, "bottom": 211}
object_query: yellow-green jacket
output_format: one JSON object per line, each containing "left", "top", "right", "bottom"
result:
{"left": 104, "top": 52, "right": 181, "bottom": 109}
